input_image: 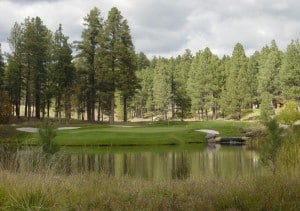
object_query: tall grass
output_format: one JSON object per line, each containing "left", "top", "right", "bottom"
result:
{"left": 0, "top": 171, "right": 299, "bottom": 210}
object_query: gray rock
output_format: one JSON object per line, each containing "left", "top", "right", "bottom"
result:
{"left": 245, "top": 131, "right": 254, "bottom": 137}
{"left": 205, "top": 133, "right": 217, "bottom": 140}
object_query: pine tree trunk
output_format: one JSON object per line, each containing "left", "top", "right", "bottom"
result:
{"left": 27, "top": 89, "right": 31, "bottom": 119}
{"left": 123, "top": 96, "right": 127, "bottom": 122}
{"left": 109, "top": 92, "right": 115, "bottom": 124}
{"left": 91, "top": 88, "right": 95, "bottom": 122}
{"left": 35, "top": 77, "right": 41, "bottom": 119}
{"left": 86, "top": 90, "right": 92, "bottom": 121}
{"left": 97, "top": 99, "right": 101, "bottom": 122}
{"left": 181, "top": 107, "right": 184, "bottom": 121}
{"left": 47, "top": 100, "right": 50, "bottom": 118}
{"left": 15, "top": 103, "right": 20, "bottom": 119}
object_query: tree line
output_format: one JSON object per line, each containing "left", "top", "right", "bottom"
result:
{"left": 0, "top": 6, "right": 299, "bottom": 123}
{"left": 134, "top": 40, "right": 299, "bottom": 121}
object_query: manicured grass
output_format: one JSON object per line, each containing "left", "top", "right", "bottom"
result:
{"left": 21, "top": 120, "right": 250, "bottom": 146}
{"left": 56, "top": 121, "right": 249, "bottom": 146}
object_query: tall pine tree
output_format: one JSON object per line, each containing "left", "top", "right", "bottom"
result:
{"left": 99, "top": 7, "right": 137, "bottom": 123}
{"left": 224, "top": 43, "right": 248, "bottom": 119}
{"left": 187, "top": 48, "right": 220, "bottom": 119}
{"left": 258, "top": 40, "right": 282, "bottom": 109}
{"left": 280, "top": 40, "right": 300, "bottom": 102}
{"left": 76, "top": 7, "right": 103, "bottom": 121}
{"left": 51, "top": 24, "right": 75, "bottom": 120}
{"left": 174, "top": 49, "right": 192, "bottom": 120}
{"left": 247, "top": 51, "right": 260, "bottom": 108}
{"left": 153, "top": 58, "right": 172, "bottom": 120}
{"left": 6, "top": 23, "right": 24, "bottom": 118}
{"left": 22, "top": 17, "right": 51, "bottom": 118}
{"left": 0, "top": 44, "right": 4, "bottom": 90}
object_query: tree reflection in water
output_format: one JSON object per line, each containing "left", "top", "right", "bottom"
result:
{"left": 0, "top": 144, "right": 261, "bottom": 179}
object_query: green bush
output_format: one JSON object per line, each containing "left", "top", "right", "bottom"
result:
{"left": 259, "top": 118, "right": 283, "bottom": 175}
{"left": 0, "top": 91, "right": 12, "bottom": 124}
{"left": 277, "top": 125, "right": 300, "bottom": 174}
{"left": 277, "top": 101, "right": 300, "bottom": 125}
{"left": 38, "top": 120, "right": 59, "bottom": 154}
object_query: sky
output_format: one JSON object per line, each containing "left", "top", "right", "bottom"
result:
{"left": 0, "top": 0, "right": 300, "bottom": 58}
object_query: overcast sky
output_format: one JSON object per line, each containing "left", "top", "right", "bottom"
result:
{"left": 1, "top": 0, "right": 300, "bottom": 58}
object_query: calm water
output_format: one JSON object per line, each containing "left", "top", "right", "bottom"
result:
{"left": 0, "top": 143, "right": 260, "bottom": 180}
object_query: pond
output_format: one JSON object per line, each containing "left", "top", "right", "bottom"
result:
{"left": 0, "top": 143, "right": 261, "bottom": 180}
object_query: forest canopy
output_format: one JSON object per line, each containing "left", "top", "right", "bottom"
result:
{"left": 0, "top": 6, "right": 299, "bottom": 123}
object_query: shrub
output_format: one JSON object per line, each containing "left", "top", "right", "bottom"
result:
{"left": 38, "top": 120, "right": 59, "bottom": 154}
{"left": 259, "top": 118, "right": 283, "bottom": 175}
{"left": 0, "top": 91, "right": 12, "bottom": 124}
{"left": 277, "top": 101, "right": 300, "bottom": 125}
{"left": 277, "top": 125, "right": 300, "bottom": 175}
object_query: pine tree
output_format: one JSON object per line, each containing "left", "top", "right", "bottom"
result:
{"left": 131, "top": 52, "right": 151, "bottom": 118}
{"left": 100, "top": 7, "right": 137, "bottom": 123}
{"left": 187, "top": 48, "right": 220, "bottom": 120}
{"left": 4, "top": 56, "right": 21, "bottom": 118}
{"left": 22, "top": 17, "right": 51, "bottom": 119}
{"left": 280, "top": 40, "right": 300, "bottom": 102}
{"left": 7, "top": 23, "right": 24, "bottom": 118}
{"left": 0, "top": 44, "right": 4, "bottom": 90}
{"left": 247, "top": 51, "right": 260, "bottom": 108}
{"left": 76, "top": 7, "right": 103, "bottom": 121}
{"left": 219, "top": 55, "right": 231, "bottom": 116}
{"left": 136, "top": 52, "right": 150, "bottom": 70}
{"left": 153, "top": 58, "right": 172, "bottom": 120}
{"left": 174, "top": 49, "right": 192, "bottom": 120}
{"left": 73, "top": 57, "right": 89, "bottom": 120}
{"left": 258, "top": 40, "right": 282, "bottom": 109}
{"left": 51, "top": 24, "right": 75, "bottom": 120}
{"left": 116, "top": 20, "right": 138, "bottom": 122}
{"left": 224, "top": 43, "right": 249, "bottom": 119}
{"left": 134, "top": 66, "right": 154, "bottom": 118}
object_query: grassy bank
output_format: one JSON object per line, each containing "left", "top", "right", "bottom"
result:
{"left": 0, "top": 125, "right": 28, "bottom": 144}
{"left": 19, "top": 120, "right": 250, "bottom": 146}
{"left": 0, "top": 171, "right": 299, "bottom": 210}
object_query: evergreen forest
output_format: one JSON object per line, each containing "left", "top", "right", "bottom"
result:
{"left": 0, "top": 6, "right": 299, "bottom": 124}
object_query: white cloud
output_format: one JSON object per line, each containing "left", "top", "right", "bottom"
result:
{"left": 1, "top": 0, "right": 300, "bottom": 57}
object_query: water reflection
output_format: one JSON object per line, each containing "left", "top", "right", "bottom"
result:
{"left": 0, "top": 144, "right": 260, "bottom": 179}
{"left": 60, "top": 144, "right": 260, "bottom": 179}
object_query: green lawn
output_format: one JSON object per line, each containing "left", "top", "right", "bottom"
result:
{"left": 11, "top": 120, "right": 250, "bottom": 146}
{"left": 43, "top": 121, "right": 250, "bottom": 146}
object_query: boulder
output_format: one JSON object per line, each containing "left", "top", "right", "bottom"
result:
{"left": 245, "top": 131, "right": 254, "bottom": 137}
{"left": 205, "top": 133, "right": 217, "bottom": 140}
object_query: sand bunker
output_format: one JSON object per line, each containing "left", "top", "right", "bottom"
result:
{"left": 195, "top": 129, "right": 219, "bottom": 135}
{"left": 16, "top": 127, "right": 39, "bottom": 133}
{"left": 112, "top": 125, "right": 135, "bottom": 128}
{"left": 57, "top": 127, "right": 81, "bottom": 130}
{"left": 16, "top": 127, "right": 81, "bottom": 133}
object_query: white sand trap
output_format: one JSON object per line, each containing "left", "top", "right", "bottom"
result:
{"left": 17, "top": 127, "right": 81, "bottom": 133}
{"left": 57, "top": 127, "right": 81, "bottom": 130}
{"left": 16, "top": 127, "right": 39, "bottom": 133}
{"left": 195, "top": 129, "right": 219, "bottom": 135}
{"left": 112, "top": 125, "right": 135, "bottom": 128}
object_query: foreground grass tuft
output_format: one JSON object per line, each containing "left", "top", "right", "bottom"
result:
{"left": 0, "top": 171, "right": 299, "bottom": 210}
